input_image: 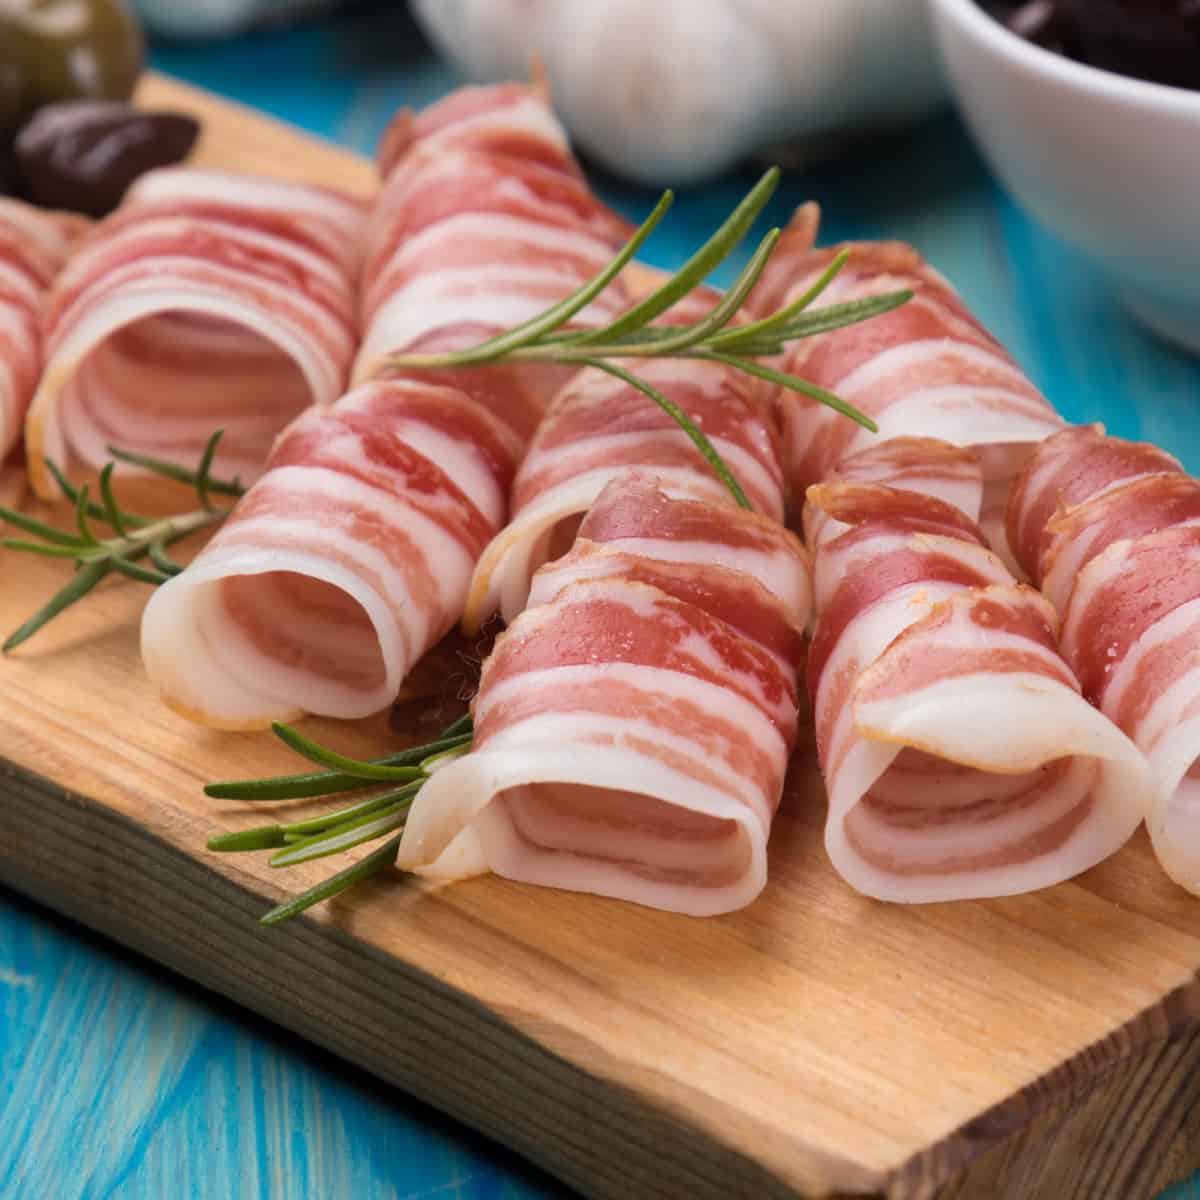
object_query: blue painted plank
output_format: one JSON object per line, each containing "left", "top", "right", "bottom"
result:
{"left": 0, "top": 888, "right": 568, "bottom": 1200}
{"left": 2, "top": 5, "right": 1198, "bottom": 1198}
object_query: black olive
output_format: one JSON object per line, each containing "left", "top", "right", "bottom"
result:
{"left": 15, "top": 102, "right": 200, "bottom": 217}
{"left": 1059, "top": 0, "right": 1200, "bottom": 89}
{"left": 981, "top": 0, "right": 1200, "bottom": 90}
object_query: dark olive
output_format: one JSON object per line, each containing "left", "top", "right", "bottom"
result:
{"left": 0, "top": 0, "right": 144, "bottom": 136}
{"left": 982, "top": 1, "right": 1200, "bottom": 90}
{"left": 15, "top": 102, "right": 200, "bottom": 217}
{"left": 1059, "top": 0, "right": 1200, "bottom": 90}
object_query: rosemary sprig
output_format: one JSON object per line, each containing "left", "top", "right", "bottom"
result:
{"left": 579, "top": 357, "right": 752, "bottom": 509}
{"left": 207, "top": 716, "right": 474, "bottom": 924}
{"left": 205, "top": 713, "right": 473, "bottom": 800}
{"left": 386, "top": 169, "right": 913, "bottom": 456}
{"left": 0, "top": 432, "right": 245, "bottom": 651}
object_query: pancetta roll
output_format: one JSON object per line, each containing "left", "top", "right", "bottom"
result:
{"left": 26, "top": 169, "right": 365, "bottom": 496}
{"left": 754, "top": 203, "right": 1062, "bottom": 563}
{"left": 397, "top": 472, "right": 811, "bottom": 916}
{"left": 806, "top": 439, "right": 1152, "bottom": 901}
{"left": 1008, "top": 425, "right": 1200, "bottom": 894}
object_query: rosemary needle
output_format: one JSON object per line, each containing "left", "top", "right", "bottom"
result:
{"left": 577, "top": 357, "right": 754, "bottom": 509}
{"left": 0, "top": 431, "right": 245, "bottom": 652}
{"left": 205, "top": 715, "right": 474, "bottom": 802}
{"left": 258, "top": 835, "right": 404, "bottom": 927}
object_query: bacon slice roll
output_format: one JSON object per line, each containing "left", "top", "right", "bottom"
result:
{"left": 753, "top": 204, "right": 1063, "bottom": 546}
{"left": 806, "top": 439, "right": 1151, "bottom": 901}
{"left": 0, "top": 199, "right": 83, "bottom": 465}
{"left": 25, "top": 168, "right": 365, "bottom": 497}
{"left": 1008, "top": 425, "right": 1200, "bottom": 893}
{"left": 142, "top": 84, "right": 630, "bottom": 727}
{"left": 355, "top": 84, "right": 631, "bottom": 426}
{"left": 141, "top": 379, "right": 518, "bottom": 727}
{"left": 462, "top": 341, "right": 785, "bottom": 629}
{"left": 396, "top": 471, "right": 811, "bottom": 915}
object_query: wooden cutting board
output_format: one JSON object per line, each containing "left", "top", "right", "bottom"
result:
{"left": 2, "top": 72, "right": 1199, "bottom": 1200}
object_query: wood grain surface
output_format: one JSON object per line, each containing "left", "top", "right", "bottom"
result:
{"left": 3, "top": 72, "right": 1200, "bottom": 1200}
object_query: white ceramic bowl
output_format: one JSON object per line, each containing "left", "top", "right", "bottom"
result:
{"left": 929, "top": 0, "right": 1200, "bottom": 354}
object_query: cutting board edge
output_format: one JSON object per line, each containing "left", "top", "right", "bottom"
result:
{"left": 5, "top": 752, "right": 1200, "bottom": 1200}
{"left": 887, "top": 971, "right": 1200, "bottom": 1199}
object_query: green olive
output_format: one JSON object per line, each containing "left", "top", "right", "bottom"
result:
{"left": 0, "top": 0, "right": 144, "bottom": 136}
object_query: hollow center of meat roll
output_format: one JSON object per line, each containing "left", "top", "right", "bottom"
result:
{"left": 846, "top": 749, "right": 1097, "bottom": 875}
{"left": 494, "top": 781, "right": 752, "bottom": 888}
{"left": 218, "top": 571, "right": 388, "bottom": 700}
{"left": 57, "top": 313, "right": 313, "bottom": 481}
{"left": 530, "top": 513, "right": 584, "bottom": 576}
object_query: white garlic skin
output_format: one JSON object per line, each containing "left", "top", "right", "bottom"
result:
{"left": 412, "top": 0, "right": 945, "bottom": 185}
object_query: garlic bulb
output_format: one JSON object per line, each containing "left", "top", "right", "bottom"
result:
{"left": 412, "top": 0, "right": 945, "bottom": 185}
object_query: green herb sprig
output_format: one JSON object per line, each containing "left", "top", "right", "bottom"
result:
{"left": 206, "top": 715, "right": 473, "bottom": 925}
{"left": 386, "top": 167, "right": 912, "bottom": 482}
{"left": 0, "top": 432, "right": 244, "bottom": 651}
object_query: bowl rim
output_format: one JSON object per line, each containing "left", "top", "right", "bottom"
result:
{"left": 929, "top": 0, "right": 1200, "bottom": 114}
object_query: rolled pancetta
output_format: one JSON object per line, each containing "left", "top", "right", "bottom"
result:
{"left": 25, "top": 168, "right": 365, "bottom": 496}
{"left": 0, "top": 199, "right": 84, "bottom": 465}
{"left": 1008, "top": 425, "right": 1200, "bottom": 893}
{"left": 753, "top": 204, "right": 1063, "bottom": 563}
{"left": 805, "top": 439, "right": 1152, "bottom": 901}
{"left": 397, "top": 471, "right": 811, "bottom": 915}
{"left": 462, "top": 335, "right": 785, "bottom": 629}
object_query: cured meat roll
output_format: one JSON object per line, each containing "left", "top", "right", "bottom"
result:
{"left": 25, "top": 168, "right": 365, "bottom": 498}
{"left": 463, "top": 340, "right": 785, "bottom": 630}
{"left": 142, "top": 85, "right": 630, "bottom": 727}
{"left": 397, "top": 471, "right": 811, "bottom": 915}
{"left": 141, "top": 379, "right": 519, "bottom": 727}
{"left": 355, "top": 83, "right": 632, "bottom": 429}
{"left": 753, "top": 204, "right": 1062, "bottom": 556}
{"left": 806, "top": 439, "right": 1152, "bottom": 901}
{"left": 0, "top": 199, "right": 84, "bottom": 464}
{"left": 1007, "top": 426, "right": 1200, "bottom": 893}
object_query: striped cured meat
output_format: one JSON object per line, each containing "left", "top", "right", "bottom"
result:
{"left": 397, "top": 471, "right": 811, "bottom": 915}
{"left": 462, "top": 293, "right": 785, "bottom": 628}
{"left": 355, "top": 84, "right": 632, "bottom": 429}
{"left": 25, "top": 168, "right": 365, "bottom": 498}
{"left": 805, "top": 439, "right": 1151, "bottom": 901}
{"left": 1007, "top": 426, "right": 1200, "bottom": 893}
{"left": 752, "top": 204, "right": 1062, "bottom": 547}
{"left": 141, "top": 379, "right": 519, "bottom": 727}
{"left": 803, "top": 436, "right": 984, "bottom": 551}
{"left": 0, "top": 199, "right": 84, "bottom": 466}
{"left": 141, "top": 84, "right": 629, "bottom": 726}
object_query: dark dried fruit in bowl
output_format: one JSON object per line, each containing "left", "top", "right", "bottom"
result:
{"left": 16, "top": 102, "right": 200, "bottom": 217}
{"left": 984, "top": 1, "right": 1200, "bottom": 89}
{"left": 1059, "top": 0, "right": 1200, "bottom": 90}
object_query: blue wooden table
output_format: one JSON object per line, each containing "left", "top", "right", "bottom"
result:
{"left": 3, "top": 5, "right": 1200, "bottom": 1197}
